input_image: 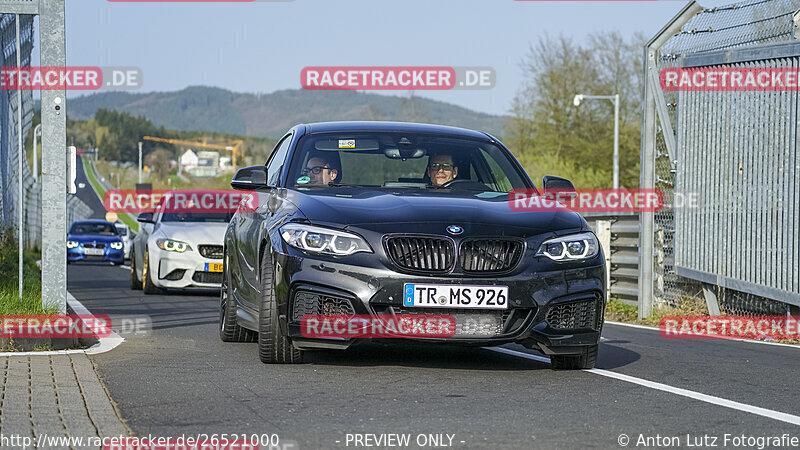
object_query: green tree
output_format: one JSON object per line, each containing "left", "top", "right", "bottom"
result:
{"left": 506, "top": 31, "right": 645, "bottom": 188}
{"left": 144, "top": 148, "right": 173, "bottom": 180}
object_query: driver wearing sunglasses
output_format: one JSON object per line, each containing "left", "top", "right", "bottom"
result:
{"left": 427, "top": 153, "right": 459, "bottom": 187}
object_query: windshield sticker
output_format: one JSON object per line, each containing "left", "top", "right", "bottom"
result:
{"left": 296, "top": 176, "right": 311, "bottom": 184}
{"left": 339, "top": 139, "right": 356, "bottom": 149}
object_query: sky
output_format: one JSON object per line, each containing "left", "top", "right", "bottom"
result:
{"left": 57, "top": 0, "right": 725, "bottom": 117}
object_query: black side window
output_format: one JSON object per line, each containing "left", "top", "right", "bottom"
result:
{"left": 266, "top": 134, "right": 292, "bottom": 186}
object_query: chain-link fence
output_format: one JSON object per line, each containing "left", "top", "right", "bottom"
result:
{"left": 0, "top": 13, "right": 37, "bottom": 246}
{"left": 0, "top": 12, "right": 92, "bottom": 249}
{"left": 643, "top": 0, "right": 800, "bottom": 316}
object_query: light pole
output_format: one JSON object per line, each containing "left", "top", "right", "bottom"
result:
{"left": 574, "top": 94, "right": 620, "bottom": 189}
{"left": 32, "top": 123, "right": 42, "bottom": 181}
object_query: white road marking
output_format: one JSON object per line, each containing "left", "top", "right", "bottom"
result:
{"left": 605, "top": 320, "right": 661, "bottom": 331}
{"left": 68, "top": 292, "right": 125, "bottom": 355}
{"left": 120, "top": 265, "right": 130, "bottom": 270}
{"left": 487, "top": 346, "right": 800, "bottom": 426}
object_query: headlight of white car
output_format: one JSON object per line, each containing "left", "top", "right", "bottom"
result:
{"left": 67, "top": 241, "right": 79, "bottom": 248}
{"left": 280, "top": 223, "right": 372, "bottom": 256}
{"left": 537, "top": 232, "right": 599, "bottom": 261}
{"left": 156, "top": 238, "right": 191, "bottom": 253}
{"left": 110, "top": 242, "right": 123, "bottom": 250}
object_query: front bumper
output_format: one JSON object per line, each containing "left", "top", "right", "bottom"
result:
{"left": 67, "top": 246, "right": 124, "bottom": 263}
{"left": 149, "top": 246, "right": 223, "bottom": 289}
{"left": 272, "top": 250, "right": 605, "bottom": 353}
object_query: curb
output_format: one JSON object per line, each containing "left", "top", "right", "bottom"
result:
{"left": 0, "top": 292, "right": 125, "bottom": 357}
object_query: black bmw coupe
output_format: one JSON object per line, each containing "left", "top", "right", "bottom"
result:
{"left": 221, "top": 121, "right": 606, "bottom": 369}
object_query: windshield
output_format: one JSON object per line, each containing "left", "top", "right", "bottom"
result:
{"left": 69, "top": 222, "right": 118, "bottom": 236}
{"left": 287, "top": 131, "right": 529, "bottom": 192}
{"left": 160, "top": 212, "right": 234, "bottom": 223}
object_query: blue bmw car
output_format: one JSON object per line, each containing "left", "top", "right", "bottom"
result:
{"left": 67, "top": 220, "right": 125, "bottom": 265}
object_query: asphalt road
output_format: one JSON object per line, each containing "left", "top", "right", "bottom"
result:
{"left": 66, "top": 263, "right": 800, "bottom": 449}
{"left": 74, "top": 154, "right": 108, "bottom": 220}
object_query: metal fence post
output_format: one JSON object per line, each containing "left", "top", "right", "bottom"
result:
{"left": 639, "top": 2, "right": 702, "bottom": 319}
{"left": 39, "top": 0, "right": 67, "bottom": 313}
{"left": 639, "top": 46, "right": 656, "bottom": 320}
{"left": 15, "top": 14, "right": 22, "bottom": 299}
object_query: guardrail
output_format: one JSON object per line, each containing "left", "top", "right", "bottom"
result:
{"left": 583, "top": 212, "right": 639, "bottom": 306}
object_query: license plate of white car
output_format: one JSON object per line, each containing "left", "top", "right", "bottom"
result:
{"left": 403, "top": 284, "right": 508, "bottom": 310}
{"left": 205, "top": 263, "right": 223, "bottom": 273}
{"left": 84, "top": 248, "right": 103, "bottom": 256}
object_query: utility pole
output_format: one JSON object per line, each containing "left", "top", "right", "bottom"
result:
{"left": 40, "top": 0, "right": 68, "bottom": 313}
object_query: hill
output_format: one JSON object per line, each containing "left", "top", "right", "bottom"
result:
{"left": 65, "top": 86, "right": 510, "bottom": 139}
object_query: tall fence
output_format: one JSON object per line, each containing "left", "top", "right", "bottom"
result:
{"left": 641, "top": 0, "right": 800, "bottom": 316}
{"left": 0, "top": 13, "right": 37, "bottom": 246}
{"left": 0, "top": 11, "right": 91, "bottom": 249}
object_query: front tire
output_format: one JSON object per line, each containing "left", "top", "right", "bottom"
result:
{"left": 142, "top": 249, "right": 163, "bottom": 295}
{"left": 220, "top": 248, "right": 256, "bottom": 343}
{"left": 130, "top": 251, "right": 142, "bottom": 290}
{"left": 550, "top": 344, "right": 598, "bottom": 370}
{"left": 258, "top": 251, "right": 302, "bottom": 364}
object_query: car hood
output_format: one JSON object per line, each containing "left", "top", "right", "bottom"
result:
{"left": 154, "top": 221, "right": 227, "bottom": 245}
{"left": 67, "top": 234, "right": 122, "bottom": 243}
{"left": 288, "top": 189, "right": 585, "bottom": 237}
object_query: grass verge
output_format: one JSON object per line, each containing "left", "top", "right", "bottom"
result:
{"left": 604, "top": 297, "right": 800, "bottom": 345}
{"left": 80, "top": 156, "right": 139, "bottom": 231}
{"left": 0, "top": 229, "right": 57, "bottom": 317}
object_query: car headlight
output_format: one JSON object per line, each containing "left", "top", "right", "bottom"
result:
{"left": 537, "top": 232, "right": 599, "bottom": 261}
{"left": 280, "top": 223, "right": 372, "bottom": 256}
{"left": 67, "top": 241, "right": 79, "bottom": 249}
{"left": 110, "top": 242, "right": 123, "bottom": 250}
{"left": 156, "top": 238, "right": 191, "bottom": 253}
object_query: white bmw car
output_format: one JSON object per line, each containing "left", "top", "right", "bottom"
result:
{"left": 130, "top": 202, "right": 231, "bottom": 294}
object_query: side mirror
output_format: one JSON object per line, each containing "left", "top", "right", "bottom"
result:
{"left": 231, "top": 165, "right": 268, "bottom": 190}
{"left": 137, "top": 212, "right": 154, "bottom": 223}
{"left": 542, "top": 175, "right": 576, "bottom": 194}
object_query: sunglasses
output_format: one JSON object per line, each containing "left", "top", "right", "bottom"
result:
{"left": 429, "top": 163, "right": 454, "bottom": 172}
{"left": 303, "top": 166, "right": 330, "bottom": 175}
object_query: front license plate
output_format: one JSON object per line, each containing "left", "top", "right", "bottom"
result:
{"left": 84, "top": 248, "right": 103, "bottom": 256}
{"left": 403, "top": 284, "right": 508, "bottom": 310}
{"left": 205, "top": 262, "right": 223, "bottom": 273}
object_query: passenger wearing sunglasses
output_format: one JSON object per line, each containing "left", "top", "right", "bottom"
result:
{"left": 303, "top": 155, "right": 340, "bottom": 186}
{"left": 427, "top": 153, "right": 458, "bottom": 187}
